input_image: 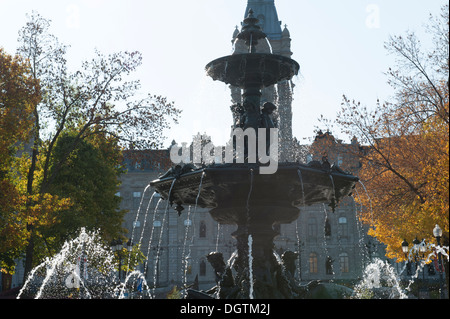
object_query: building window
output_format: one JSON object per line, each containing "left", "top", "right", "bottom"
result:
{"left": 309, "top": 253, "right": 318, "bottom": 274}
{"left": 308, "top": 218, "right": 317, "bottom": 238}
{"left": 134, "top": 161, "right": 141, "bottom": 170}
{"left": 199, "top": 260, "right": 207, "bottom": 276}
{"left": 338, "top": 217, "right": 348, "bottom": 237}
{"left": 133, "top": 192, "right": 142, "bottom": 209}
{"left": 184, "top": 219, "right": 192, "bottom": 227}
{"left": 325, "top": 218, "right": 332, "bottom": 237}
{"left": 326, "top": 257, "right": 334, "bottom": 275}
{"left": 153, "top": 220, "right": 162, "bottom": 228}
{"left": 199, "top": 221, "right": 207, "bottom": 238}
{"left": 339, "top": 253, "right": 349, "bottom": 273}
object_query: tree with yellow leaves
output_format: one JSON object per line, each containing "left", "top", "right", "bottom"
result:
{"left": 0, "top": 48, "right": 40, "bottom": 277}
{"left": 329, "top": 4, "right": 448, "bottom": 292}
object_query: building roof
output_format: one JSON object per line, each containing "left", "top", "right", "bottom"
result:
{"left": 245, "top": 0, "right": 283, "bottom": 40}
{"left": 122, "top": 149, "right": 172, "bottom": 173}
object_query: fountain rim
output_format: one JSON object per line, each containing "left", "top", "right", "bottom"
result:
{"left": 205, "top": 53, "right": 300, "bottom": 88}
{"left": 151, "top": 163, "right": 359, "bottom": 186}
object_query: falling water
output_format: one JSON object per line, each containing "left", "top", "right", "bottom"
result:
{"left": 295, "top": 169, "right": 306, "bottom": 280}
{"left": 184, "top": 172, "right": 206, "bottom": 295}
{"left": 120, "top": 192, "right": 160, "bottom": 299}
{"left": 354, "top": 181, "right": 379, "bottom": 268}
{"left": 140, "top": 197, "right": 163, "bottom": 296}
{"left": 297, "top": 169, "right": 306, "bottom": 206}
{"left": 353, "top": 258, "right": 407, "bottom": 299}
{"left": 136, "top": 192, "right": 157, "bottom": 250}
{"left": 402, "top": 240, "right": 449, "bottom": 295}
{"left": 215, "top": 223, "right": 222, "bottom": 252}
{"left": 329, "top": 174, "right": 336, "bottom": 201}
{"left": 144, "top": 198, "right": 163, "bottom": 263}
{"left": 246, "top": 169, "right": 255, "bottom": 299}
{"left": 248, "top": 235, "right": 254, "bottom": 299}
{"left": 351, "top": 188, "right": 373, "bottom": 268}
{"left": 130, "top": 185, "right": 152, "bottom": 247}
{"left": 246, "top": 169, "right": 254, "bottom": 219}
{"left": 124, "top": 191, "right": 157, "bottom": 280}
{"left": 358, "top": 180, "right": 374, "bottom": 227}
{"left": 322, "top": 204, "right": 335, "bottom": 279}
{"left": 17, "top": 264, "right": 46, "bottom": 299}
{"left": 181, "top": 205, "right": 193, "bottom": 297}
{"left": 18, "top": 228, "right": 116, "bottom": 299}
{"left": 152, "top": 179, "right": 177, "bottom": 298}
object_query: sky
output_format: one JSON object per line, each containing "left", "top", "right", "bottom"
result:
{"left": 0, "top": 0, "right": 446, "bottom": 148}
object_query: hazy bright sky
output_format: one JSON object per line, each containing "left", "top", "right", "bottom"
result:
{"left": 0, "top": 0, "right": 446, "bottom": 147}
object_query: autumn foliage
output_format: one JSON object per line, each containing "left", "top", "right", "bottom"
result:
{"left": 332, "top": 5, "right": 449, "bottom": 262}
{"left": 1, "top": 11, "right": 181, "bottom": 279}
{"left": 0, "top": 49, "right": 40, "bottom": 272}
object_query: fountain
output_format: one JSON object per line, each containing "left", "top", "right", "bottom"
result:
{"left": 17, "top": 228, "right": 120, "bottom": 299}
{"left": 12, "top": 10, "right": 447, "bottom": 301}
{"left": 352, "top": 258, "right": 408, "bottom": 299}
{"left": 150, "top": 10, "right": 359, "bottom": 299}
{"left": 17, "top": 227, "right": 154, "bottom": 299}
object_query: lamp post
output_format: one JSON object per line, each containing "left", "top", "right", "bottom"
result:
{"left": 412, "top": 238, "right": 421, "bottom": 298}
{"left": 111, "top": 239, "right": 133, "bottom": 281}
{"left": 419, "top": 239, "right": 427, "bottom": 295}
{"left": 413, "top": 237, "right": 420, "bottom": 256}
{"left": 419, "top": 239, "right": 427, "bottom": 271}
{"left": 402, "top": 240, "right": 409, "bottom": 257}
{"left": 433, "top": 225, "right": 445, "bottom": 299}
{"left": 419, "top": 239, "right": 427, "bottom": 258}
{"left": 402, "top": 240, "right": 411, "bottom": 276}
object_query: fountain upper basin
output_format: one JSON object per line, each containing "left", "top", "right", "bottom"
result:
{"left": 205, "top": 53, "right": 300, "bottom": 89}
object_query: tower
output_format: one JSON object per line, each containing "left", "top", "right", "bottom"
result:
{"left": 231, "top": 0, "right": 295, "bottom": 161}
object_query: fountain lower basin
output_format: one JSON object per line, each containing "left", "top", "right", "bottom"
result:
{"left": 151, "top": 162, "right": 358, "bottom": 299}
{"left": 151, "top": 162, "right": 359, "bottom": 224}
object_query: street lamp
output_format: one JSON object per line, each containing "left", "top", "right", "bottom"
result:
{"left": 111, "top": 239, "right": 133, "bottom": 280}
{"left": 418, "top": 239, "right": 428, "bottom": 297}
{"left": 419, "top": 239, "right": 427, "bottom": 256}
{"left": 413, "top": 238, "right": 420, "bottom": 252}
{"left": 412, "top": 238, "right": 425, "bottom": 298}
{"left": 413, "top": 238, "right": 421, "bottom": 274}
{"left": 433, "top": 224, "right": 443, "bottom": 240}
{"left": 402, "top": 240, "right": 409, "bottom": 257}
{"left": 402, "top": 240, "right": 411, "bottom": 276}
{"left": 433, "top": 224, "right": 445, "bottom": 299}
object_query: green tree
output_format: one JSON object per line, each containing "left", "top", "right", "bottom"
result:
{"left": 16, "top": 11, "right": 181, "bottom": 279}
{"left": 40, "top": 131, "right": 127, "bottom": 255}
